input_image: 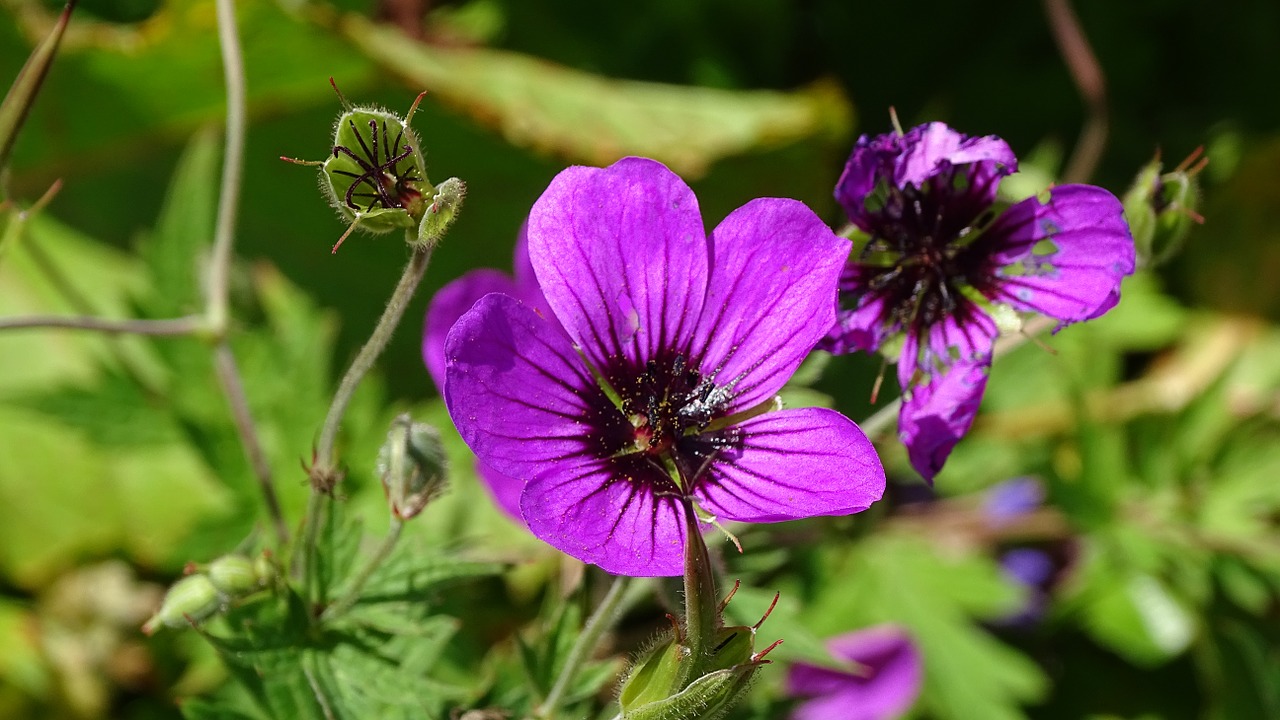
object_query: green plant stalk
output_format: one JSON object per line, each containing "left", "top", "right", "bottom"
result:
{"left": 301, "top": 242, "right": 434, "bottom": 601}
{"left": 319, "top": 517, "right": 404, "bottom": 622}
{"left": 536, "top": 574, "right": 634, "bottom": 719}
{"left": 678, "top": 496, "right": 718, "bottom": 689}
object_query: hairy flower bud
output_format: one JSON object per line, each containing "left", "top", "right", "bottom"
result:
{"left": 1124, "top": 148, "right": 1206, "bottom": 268}
{"left": 207, "top": 554, "right": 259, "bottom": 597}
{"left": 377, "top": 413, "right": 449, "bottom": 520}
{"left": 141, "top": 574, "right": 222, "bottom": 634}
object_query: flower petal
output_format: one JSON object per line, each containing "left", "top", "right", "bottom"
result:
{"left": 520, "top": 457, "right": 687, "bottom": 576}
{"left": 821, "top": 265, "right": 893, "bottom": 354}
{"left": 444, "top": 293, "right": 597, "bottom": 485}
{"left": 987, "top": 184, "right": 1135, "bottom": 324}
{"left": 896, "top": 122, "right": 1016, "bottom": 190}
{"left": 691, "top": 199, "right": 850, "bottom": 410}
{"left": 899, "top": 357, "right": 990, "bottom": 482}
{"left": 424, "top": 269, "right": 523, "bottom": 392}
{"left": 476, "top": 459, "right": 525, "bottom": 523}
{"left": 787, "top": 625, "right": 923, "bottom": 720}
{"left": 527, "top": 157, "right": 708, "bottom": 370}
{"left": 695, "top": 407, "right": 884, "bottom": 523}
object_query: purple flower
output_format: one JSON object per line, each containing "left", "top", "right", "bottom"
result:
{"left": 824, "top": 122, "right": 1135, "bottom": 481}
{"left": 982, "top": 476, "right": 1045, "bottom": 525}
{"left": 423, "top": 227, "right": 547, "bottom": 521}
{"left": 786, "top": 625, "right": 923, "bottom": 720}
{"left": 444, "top": 157, "right": 885, "bottom": 576}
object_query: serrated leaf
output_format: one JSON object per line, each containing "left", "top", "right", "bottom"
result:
{"left": 341, "top": 14, "right": 851, "bottom": 178}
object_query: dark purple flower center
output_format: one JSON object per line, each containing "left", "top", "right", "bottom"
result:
{"left": 851, "top": 167, "right": 1004, "bottom": 338}
{"left": 586, "top": 352, "right": 740, "bottom": 495}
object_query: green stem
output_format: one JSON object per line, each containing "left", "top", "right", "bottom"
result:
{"left": 535, "top": 574, "right": 634, "bottom": 719}
{"left": 207, "top": 0, "right": 246, "bottom": 337}
{"left": 300, "top": 244, "right": 434, "bottom": 599}
{"left": 319, "top": 518, "right": 403, "bottom": 622}
{"left": 678, "top": 496, "right": 718, "bottom": 689}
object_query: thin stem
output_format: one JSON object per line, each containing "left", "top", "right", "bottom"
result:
{"left": 678, "top": 496, "right": 718, "bottom": 688}
{"left": 535, "top": 574, "right": 634, "bottom": 720}
{"left": 213, "top": 343, "right": 288, "bottom": 546}
{"left": 314, "top": 245, "right": 432, "bottom": 472}
{"left": 208, "top": 0, "right": 246, "bottom": 336}
{"left": 1044, "top": 0, "right": 1109, "bottom": 184}
{"left": 301, "top": 244, "right": 434, "bottom": 598}
{"left": 0, "top": 314, "right": 204, "bottom": 335}
{"left": 320, "top": 518, "right": 404, "bottom": 622}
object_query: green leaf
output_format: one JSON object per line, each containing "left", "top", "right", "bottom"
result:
{"left": 340, "top": 14, "right": 852, "bottom": 178}
{"left": 808, "top": 534, "right": 1046, "bottom": 720}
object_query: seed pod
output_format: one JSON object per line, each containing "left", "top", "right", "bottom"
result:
{"left": 284, "top": 81, "right": 466, "bottom": 254}
{"left": 142, "top": 574, "right": 222, "bottom": 634}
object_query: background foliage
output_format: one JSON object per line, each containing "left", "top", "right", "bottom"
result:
{"left": 1, "top": 0, "right": 1277, "bottom": 718}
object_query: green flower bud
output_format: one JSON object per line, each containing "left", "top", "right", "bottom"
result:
{"left": 416, "top": 176, "right": 466, "bottom": 249}
{"left": 619, "top": 634, "right": 685, "bottom": 712}
{"left": 141, "top": 574, "right": 222, "bottom": 634}
{"left": 1123, "top": 147, "right": 1206, "bottom": 268}
{"left": 207, "top": 554, "right": 259, "bottom": 597}
{"left": 284, "top": 81, "right": 464, "bottom": 254}
{"left": 253, "top": 551, "right": 279, "bottom": 588}
{"left": 377, "top": 413, "right": 449, "bottom": 520}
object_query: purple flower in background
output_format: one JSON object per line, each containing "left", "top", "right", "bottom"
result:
{"left": 823, "top": 122, "right": 1135, "bottom": 482}
{"left": 786, "top": 625, "right": 923, "bottom": 720}
{"left": 445, "top": 157, "right": 885, "bottom": 576}
{"left": 982, "top": 476, "right": 1045, "bottom": 526}
{"left": 423, "top": 228, "right": 547, "bottom": 521}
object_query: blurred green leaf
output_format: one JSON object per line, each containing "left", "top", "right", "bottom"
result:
{"left": 809, "top": 534, "right": 1045, "bottom": 720}
{"left": 340, "top": 14, "right": 852, "bottom": 177}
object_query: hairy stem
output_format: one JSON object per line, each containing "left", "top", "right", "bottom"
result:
{"left": 678, "top": 496, "right": 719, "bottom": 688}
{"left": 0, "top": 314, "right": 205, "bottom": 335}
{"left": 534, "top": 574, "right": 634, "bottom": 719}
{"left": 301, "top": 244, "right": 434, "bottom": 600}
{"left": 208, "top": 0, "right": 246, "bottom": 336}
{"left": 1044, "top": 0, "right": 1109, "bottom": 184}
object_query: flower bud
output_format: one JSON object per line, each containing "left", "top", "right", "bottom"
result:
{"left": 141, "top": 574, "right": 222, "bottom": 634}
{"left": 619, "top": 634, "right": 685, "bottom": 712}
{"left": 207, "top": 554, "right": 260, "bottom": 598}
{"left": 377, "top": 414, "right": 449, "bottom": 520}
{"left": 416, "top": 177, "right": 466, "bottom": 249}
{"left": 1123, "top": 148, "right": 1205, "bottom": 268}
{"left": 253, "top": 551, "right": 279, "bottom": 588}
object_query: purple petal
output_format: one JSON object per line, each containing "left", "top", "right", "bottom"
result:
{"left": 695, "top": 408, "right": 884, "bottom": 523}
{"left": 527, "top": 157, "right": 708, "bottom": 370}
{"left": 821, "top": 265, "right": 892, "bottom": 354}
{"left": 476, "top": 459, "right": 526, "bottom": 523}
{"left": 510, "top": 222, "right": 538, "bottom": 293}
{"left": 424, "top": 269, "right": 523, "bottom": 392}
{"left": 899, "top": 358, "right": 990, "bottom": 482}
{"left": 444, "top": 293, "right": 597, "bottom": 486}
{"left": 787, "top": 625, "right": 923, "bottom": 720}
{"left": 834, "top": 132, "right": 904, "bottom": 230}
{"left": 1001, "top": 548, "right": 1055, "bottom": 588}
{"left": 692, "top": 199, "right": 850, "bottom": 410}
{"left": 987, "top": 184, "right": 1135, "bottom": 324}
{"left": 520, "top": 456, "right": 687, "bottom": 576}
{"left": 896, "top": 122, "right": 1016, "bottom": 191}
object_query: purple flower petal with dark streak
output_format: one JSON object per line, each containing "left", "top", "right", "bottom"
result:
{"left": 787, "top": 625, "right": 923, "bottom": 720}
{"left": 446, "top": 157, "right": 886, "bottom": 576}
{"left": 826, "top": 122, "right": 1134, "bottom": 481}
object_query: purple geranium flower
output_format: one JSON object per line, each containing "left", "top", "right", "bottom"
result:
{"left": 444, "top": 157, "right": 885, "bottom": 576}
{"left": 823, "top": 122, "right": 1135, "bottom": 481}
{"left": 423, "top": 226, "right": 547, "bottom": 521}
{"left": 786, "top": 625, "right": 923, "bottom": 720}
